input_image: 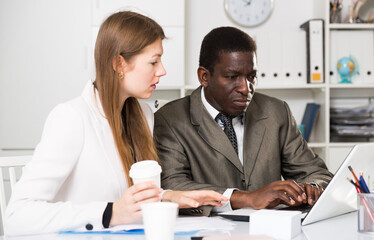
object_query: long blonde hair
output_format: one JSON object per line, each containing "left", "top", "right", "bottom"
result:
{"left": 94, "top": 11, "right": 164, "bottom": 185}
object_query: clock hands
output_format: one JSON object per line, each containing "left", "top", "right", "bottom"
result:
{"left": 242, "top": 0, "right": 252, "bottom": 6}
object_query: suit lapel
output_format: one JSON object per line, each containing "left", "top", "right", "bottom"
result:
{"left": 243, "top": 96, "right": 268, "bottom": 178}
{"left": 190, "top": 87, "right": 243, "bottom": 173}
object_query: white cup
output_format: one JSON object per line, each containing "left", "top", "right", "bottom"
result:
{"left": 141, "top": 202, "right": 178, "bottom": 240}
{"left": 129, "top": 160, "right": 162, "bottom": 188}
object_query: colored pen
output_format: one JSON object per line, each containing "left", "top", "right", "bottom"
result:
{"left": 359, "top": 172, "right": 371, "bottom": 193}
{"left": 348, "top": 166, "right": 361, "bottom": 184}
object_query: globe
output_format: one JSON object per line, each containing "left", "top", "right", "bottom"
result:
{"left": 336, "top": 56, "right": 358, "bottom": 83}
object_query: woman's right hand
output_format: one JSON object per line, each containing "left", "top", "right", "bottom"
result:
{"left": 162, "top": 190, "right": 228, "bottom": 208}
{"left": 110, "top": 181, "right": 162, "bottom": 226}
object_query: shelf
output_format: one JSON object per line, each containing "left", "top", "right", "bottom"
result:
{"left": 329, "top": 83, "right": 374, "bottom": 89}
{"left": 328, "top": 142, "right": 363, "bottom": 148}
{"left": 329, "top": 24, "right": 374, "bottom": 30}
{"left": 308, "top": 142, "right": 327, "bottom": 148}
{"left": 184, "top": 84, "right": 327, "bottom": 90}
{"left": 257, "top": 84, "right": 326, "bottom": 90}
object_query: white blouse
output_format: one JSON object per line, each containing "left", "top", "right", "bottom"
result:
{"left": 5, "top": 81, "right": 154, "bottom": 236}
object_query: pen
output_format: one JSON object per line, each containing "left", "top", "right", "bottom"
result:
{"left": 368, "top": 175, "right": 371, "bottom": 192}
{"left": 359, "top": 172, "right": 371, "bottom": 193}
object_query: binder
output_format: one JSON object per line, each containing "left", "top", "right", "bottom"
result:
{"left": 329, "top": 30, "right": 339, "bottom": 84}
{"left": 268, "top": 32, "right": 282, "bottom": 83}
{"left": 255, "top": 32, "right": 270, "bottom": 86}
{"left": 301, "top": 103, "right": 321, "bottom": 142}
{"left": 281, "top": 31, "right": 306, "bottom": 85}
{"left": 300, "top": 19, "right": 325, "bottom": 84}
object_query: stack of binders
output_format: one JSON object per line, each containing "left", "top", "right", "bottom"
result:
{"left": 330, "top": 103, "right": 374, "bottom": 142}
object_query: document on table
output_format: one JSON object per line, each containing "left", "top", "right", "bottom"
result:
{"left": 60, "top": 216, "right": 236, "bottom": 235}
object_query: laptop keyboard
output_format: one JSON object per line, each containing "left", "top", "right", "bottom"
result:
{"left": 278, "top": 204, "right": 313, "bottom": 213}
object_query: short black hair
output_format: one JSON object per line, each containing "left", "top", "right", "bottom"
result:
{"left": 199, "top": 27, "right": 257, "bottom": 74}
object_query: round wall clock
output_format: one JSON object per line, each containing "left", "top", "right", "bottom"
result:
{"left": 224, "top": 0, "right": 274, "bottom": 27}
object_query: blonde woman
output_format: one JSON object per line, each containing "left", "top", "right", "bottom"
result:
{"left": 5, "top": 11, "right": 227, "bottom": 236}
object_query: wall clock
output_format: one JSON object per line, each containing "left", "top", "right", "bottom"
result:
{"left": 224, "top": 0, "right": 274, "bottom": 27}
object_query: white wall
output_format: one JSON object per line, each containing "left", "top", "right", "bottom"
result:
{"left": 0, "top": 0, "right": 91, "bottom": 149}
{"left": 0, "top": 0, "right": 184, "bottom": 150}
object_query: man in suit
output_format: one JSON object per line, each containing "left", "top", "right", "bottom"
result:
{"left": 154, "top": 27, "right": 333, "bottom": 216}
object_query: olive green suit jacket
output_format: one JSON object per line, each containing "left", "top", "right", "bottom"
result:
{"left": 154, "top": 87, "right": 333, "bottom": 216}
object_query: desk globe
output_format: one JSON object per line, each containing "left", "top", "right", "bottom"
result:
{"left": 337, "top": 55, "right": 359, "bottom": 84}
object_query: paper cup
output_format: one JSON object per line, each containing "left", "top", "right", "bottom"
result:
{"left": 129, "top": 160, "right": 162, "bottom": 188}
{"left": 141, "top": 202, "right": 178, "bottom": 240}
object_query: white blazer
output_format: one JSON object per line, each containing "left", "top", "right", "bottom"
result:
{"left": 5, "top": 81, "right": 154, "bottom": 236}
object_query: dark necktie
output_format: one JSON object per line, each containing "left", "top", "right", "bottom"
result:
{"left": 215, "top": 113, "right": 238, "bottom": 154}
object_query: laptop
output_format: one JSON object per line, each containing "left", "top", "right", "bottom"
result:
{"left": 218, "top": 143, "right": 374, "bottom": 225}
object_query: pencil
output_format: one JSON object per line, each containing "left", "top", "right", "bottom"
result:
{"left": 348, "top": 166, "right": 360, "bottom": 184}
{"left": 347, "top": 177, "right": 367, "bottom": 193}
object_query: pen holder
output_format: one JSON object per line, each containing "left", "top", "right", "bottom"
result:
{"left": 330, "top": 6, "right": 342, "bottom": 23}
{"left": 358, "top": 193, "right": 374, "bottom": 234}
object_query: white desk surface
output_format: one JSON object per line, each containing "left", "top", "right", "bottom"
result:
{"left": 1, "top": 211, "right": 374, "bottom": 240}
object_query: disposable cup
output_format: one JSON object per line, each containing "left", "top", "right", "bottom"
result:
{"left": 141, "top": 202, "right": 178, "bottom": 240}
{"left": 129, "top": 160, "right": 162, "bottom": 188}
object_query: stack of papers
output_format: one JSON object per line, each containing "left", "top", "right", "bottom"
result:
{"left": 60, "top": 216, "right": 236, "bottom": 235}
{"left": 330, "top": 103, "right": 374, "bottom": 140}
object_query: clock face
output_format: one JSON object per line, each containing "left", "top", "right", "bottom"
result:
{"left": 224, "top": 0, "right": 274, "bottom": 27}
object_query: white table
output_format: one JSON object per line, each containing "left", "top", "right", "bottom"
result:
{"left": 1, "top": 212, "right": 373, "bottom": 240}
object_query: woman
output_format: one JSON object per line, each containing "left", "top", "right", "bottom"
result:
{"left": 5, "top": 11, "right": 227, "bottom": 236}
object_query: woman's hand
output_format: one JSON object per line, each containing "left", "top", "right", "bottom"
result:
{"left": 110, "top": 181, "right": 162, "bottom": 226}
{"left": 162, "top": 190, "right": 228, "bottom": 208}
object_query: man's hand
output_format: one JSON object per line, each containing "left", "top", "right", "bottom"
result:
{"left": 298, "top": 182, "right": 323, "bottom": 205}
{"left": 230, "top": 180, "right": 308, "bottom": 209}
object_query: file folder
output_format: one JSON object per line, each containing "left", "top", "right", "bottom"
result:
{"left": 300, "top": 19, "right": 325, "bottom": 84}
{"left": 301, "top": 103, "right": 321, "bottom": 142}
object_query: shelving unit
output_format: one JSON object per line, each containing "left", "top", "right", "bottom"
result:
{"left": 323, "top": 1, "right": 374, "bottom": 172}
{"left": 149, "top": 1, "right": 374, "bottom": 174}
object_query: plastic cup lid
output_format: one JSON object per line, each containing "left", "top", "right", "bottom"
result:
{"left": 129, "top": 160, "right": 162, "bottom": 178}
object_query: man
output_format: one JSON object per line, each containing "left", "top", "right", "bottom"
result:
{"left": 154, "top": 27, "right": 333, "bottom": 216}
